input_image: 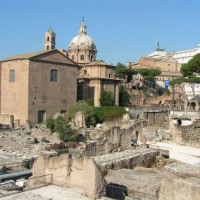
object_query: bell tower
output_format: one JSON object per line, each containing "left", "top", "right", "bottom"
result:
{"left": 44, "top": 28, "right": 56, "bottom": 50}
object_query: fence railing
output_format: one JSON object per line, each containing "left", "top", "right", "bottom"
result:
{"left": 24, "top": 174, "right": 53, "bottom": 190}
{"left": 0, "top": 174, "right": 53, "bottom": 198}
{"left": 0, "top": 159, "right": 34, "bottom": 173}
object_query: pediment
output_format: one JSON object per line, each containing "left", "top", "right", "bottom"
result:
{"left": 31, "top": 50, "right": 76, "bottom": 65}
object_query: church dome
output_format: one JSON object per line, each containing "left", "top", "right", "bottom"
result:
{"left": 69, "top": 19, "right": 96, "bottom": 50}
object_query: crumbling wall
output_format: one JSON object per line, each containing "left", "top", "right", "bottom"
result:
{"left": 70, "top": 156, "right": 106, "bottom": 199}
{"left": 31, "top": 151, "right": 106, "bottom": 199}
{"left": 170, "top": 119, "right": 200, "bottom": 148}
{"left": 144, "top": 111, "right": 168, "bottom": 128}
{"left": 85, "top": 123, "right": 142, "bottom": 156}
{"left": 98, "top": 151, "right": 158, "bottom": 175}
{"left": 31, "top": 152, "right": 69, "bottom": 186}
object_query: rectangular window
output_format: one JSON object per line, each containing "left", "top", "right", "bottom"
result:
{"left": 9, "top": 70, "right": 15, "bottom": 82}
{"left": 80, "top": 55, "right": 84, "bottom": 60}
{"left": 50, "top": 69, "right": 58, "bottom": 82}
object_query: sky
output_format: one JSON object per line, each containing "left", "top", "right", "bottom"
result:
{"left": 1, "top": 0, "right": 200, "bottom": 65}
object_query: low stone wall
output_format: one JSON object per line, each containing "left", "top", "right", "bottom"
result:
{"left": 31, "top": 151, "right": 106, "bottom": 199}
{"left": 95, "top": 150, "right": 158, "bottom": 175}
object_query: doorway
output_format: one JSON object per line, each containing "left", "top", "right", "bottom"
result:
{"left": 38, "top": 110, "right": 46, "bottom": 123}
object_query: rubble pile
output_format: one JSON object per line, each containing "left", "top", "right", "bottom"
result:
{"left": 0, "top": 126, "right": 60, "bottom": 164}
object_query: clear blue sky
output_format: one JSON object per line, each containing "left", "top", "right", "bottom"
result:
{"left": 1, "top": 0, "right": 200, "bottom": 65}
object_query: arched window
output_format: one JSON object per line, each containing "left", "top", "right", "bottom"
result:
{"left": 50, "top": 69, "right": 58, "bottom": 82}
{"left": 47, "top": 36, "right": 50, "bottom": 41}
{"left": 9, "top": 69, "right": 15, "bottom": 82}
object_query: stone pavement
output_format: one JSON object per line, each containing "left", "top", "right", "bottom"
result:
{"left": 150, "top": 141, "right": 200, "bottom": 166}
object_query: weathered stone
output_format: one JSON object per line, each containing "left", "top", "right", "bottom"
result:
{"left": 159, "top": 163, "right": 200, "bottom": 200}
{"left": 26, "top": 137, "right": 37, "bottom": 144}
{"left": 74, "top": 111, "right": 86, "bottom": 128}
{"left": 31, "top": 152, "right": 106, "bottom": 199}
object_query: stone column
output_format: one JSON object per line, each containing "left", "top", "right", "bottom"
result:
{"left": 94, "top": 80, "right": 101, "bottom": 107}
{"left": 115, "top": 83, "right": 119, "bottom": 106}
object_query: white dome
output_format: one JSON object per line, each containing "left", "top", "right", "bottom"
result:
{"left": 147, "top": 51, "right": 167, "bottom": 59}
{"left": 69, "top": 19, "right": 96, "bottom": 49}
{"left": 69, "top": 34, "right": 95, "bottom": 48}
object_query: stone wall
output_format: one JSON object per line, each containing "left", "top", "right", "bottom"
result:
{"left": 170, "top": 118, "right": 200, "bottom": 148}
{"left": 85, "top": 122, "right": 143, "bottom": 156}
{"left": 31, "top": 151, "right": 106, "bottom": 199}
{"left": 97, "top": 151, "right": 158, "bottom": 175}
{"left": 143, "top": 111, "right": 168, "bottom": 128}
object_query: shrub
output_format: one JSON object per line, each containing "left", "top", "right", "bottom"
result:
{"left": 45, "top": 142, "right": 67, "bottom": 151}
{"left": 54, "top": 116, "right": 65, "bottom": 133}
{"left": 94, "top": 106, "right": 127, "bottom": 123}
{"left": 99, "top": 91, "right": 115, "bottom": 106}
{"left": 85, "top": 98, "right": 94, "bottom": 106}
{"left": 46, "top": 117, "right": 55, "bottom": 133}
{"left": 46, "top": 116, "right": 78, "bottom": 143}
{"left": 67, "top": 101, "right": 94, "bottom": 126}
{"left": 58, "top": 122, "right": 78, "bottom": 143}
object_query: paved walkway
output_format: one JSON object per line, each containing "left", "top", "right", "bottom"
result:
{"left": 150, "top": 142, "right": 200, "bottom": 167}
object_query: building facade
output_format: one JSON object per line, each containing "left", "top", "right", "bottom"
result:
{"left": 128, "top": 50, "right": 182, "bottom": 89}
{"left": 77, "top": 61, "right": 120, "bottom": 106}
{"left": 0, "top": 50, "right": 78, "bottom": 126}
{"left": 172, "top": 43, "right": 200, "bottom": 64}
{"left": 67, "top": 20, "right": 119, "bottom": 106}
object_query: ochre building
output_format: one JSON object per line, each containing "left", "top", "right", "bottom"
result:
{"left": 0, "top": 50, "right": 79, "bottom": 126}
{"left": 67, "top": 19, "right": 120, "bottom": 106}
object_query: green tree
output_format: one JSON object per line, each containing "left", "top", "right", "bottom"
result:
{"left": 180, "top": 64, "right": 193, "bottom": 77}
{"left": 180, "top": 54, "right": 200, "bottom": 77}
{"left": 136, "top": 68, "right": 161, "bottom": 78}
{"left": 119, "top": 85, "right": 130, "bottom": 106}
{"left": 136, "top": 68, "right": 161, "bottom": 88}
{"left": 99, "top": 90, "right": 115, "bottom": 106}
{"left": 115, "top": 62, "right": 137, "bottom": 82}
